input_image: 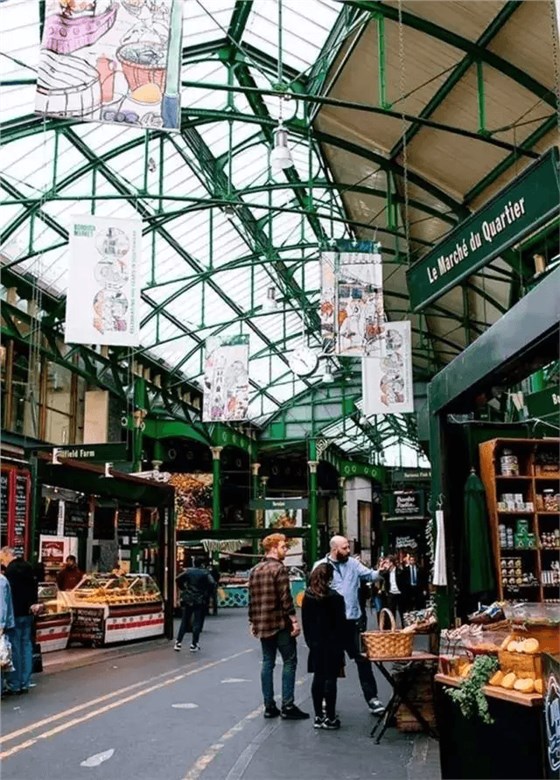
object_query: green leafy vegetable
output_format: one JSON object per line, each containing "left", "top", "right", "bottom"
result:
{"left": 445, "top": 655, "right": 498, "bottom": 724}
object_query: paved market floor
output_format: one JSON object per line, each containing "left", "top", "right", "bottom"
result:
{"left": 0, "top": 611, "right": 440, "bottom": 780}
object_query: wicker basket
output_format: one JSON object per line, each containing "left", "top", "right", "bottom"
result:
{"left": 362, "top": 608, "right": 414, "bottom": 659}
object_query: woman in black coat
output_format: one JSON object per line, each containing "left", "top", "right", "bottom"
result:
{"left": 301, "top": 562, "right": 346, "bottom": 730}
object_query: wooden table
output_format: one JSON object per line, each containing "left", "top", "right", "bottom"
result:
{"left": 362, "top": 651, "right": 439, "bottom": 743}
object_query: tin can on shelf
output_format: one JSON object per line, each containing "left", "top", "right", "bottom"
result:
{"left": 500, "top": 449, "right": 519, "bottom": 476}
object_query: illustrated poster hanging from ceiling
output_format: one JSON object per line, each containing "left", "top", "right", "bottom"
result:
{"left": 65, "top": 214, "right": 141, "bottom": 346}
{"left": 35, "top": 0, "right": 183, "bottom": 130}
{"left": 362, "top": 320, "right": 413, "bottom": 415}
{"left": 319, "top": 251, "right": 336, "bottom": 354}
{"left": 336, "top": 247, "right": 384, "bottom": 357}
{"left": 203, "top": 335, "right": 250, "bottom": 422}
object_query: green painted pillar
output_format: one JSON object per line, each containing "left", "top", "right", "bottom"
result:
{"left": 28, "top": 455, "right": 42, "bottom": 565}
{"left": 211, "top": 447, "right": 223, "bottom": 532}
{"left": 308, "top": 439, "right": 318, "bottom": 564}
{"left": 132, "top": 377, "right": 148, "bottom": 471}
{"left": 251, "top": 462, "right": 261, "bottom": 557}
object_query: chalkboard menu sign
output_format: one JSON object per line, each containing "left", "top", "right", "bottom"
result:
{"left": 117, "top": 508, "right": 137, "bottom": 536}
{"left": 64, "top": 503, "right": 89, "bottom": 537}
{"left": 70, "top": 608, "right": 105, "bottom": 645}
{"left": 40, "top": 497, "right": 59, "bottom": 536}
{"left": 1, "top": 472, "right": 8, "bottom": 535}
{"left": 93, "top": 507, "right": 116, "bottom": 541}
{"left": 12, "top": 474, "right": 28, "bottom": 556}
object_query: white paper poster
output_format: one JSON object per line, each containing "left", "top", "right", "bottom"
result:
{"left": 203, "top": 335, "right": 250, "bottom": 422}
{"left": 35, "top": 0, "right": 183, "bottom": 130}
{"left": 265, "top": 505, "right": 303, "bottom": 567}
{"left": 337, "top": 250, "right": 384, "bottom": 357}
{"left": 362, "top": 320, "right": 413, "bottom": 415}
{"left": 65, "top": 215, "right": 141, "bottom": 346}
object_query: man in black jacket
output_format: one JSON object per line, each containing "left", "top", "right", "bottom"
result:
{"left": 0, "top": 547, "right": 38, "bottom": 694}
{"left": 174, "top": 557, "right": 215, "bottom": 653}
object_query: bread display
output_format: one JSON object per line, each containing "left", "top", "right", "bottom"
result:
{"left": 501, "top": 672, "right": 517, "bottom": 689}
{"left": 488, "top": 670, "right": 504, "bottom": 687}
{"left": 513, "top": 678, "right": 535, "bottom": 693}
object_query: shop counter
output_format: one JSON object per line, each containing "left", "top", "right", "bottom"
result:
{"left": 35, "top": 611, "right": 72, "bottom": 652}
{"left": 435, "top": 673, "right": 547, "bottom": 779}
{"left": 58, "top": 573, "right": 165, "bottom": 646}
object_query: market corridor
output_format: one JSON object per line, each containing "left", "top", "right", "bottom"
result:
{"left": 0, "top": 611, "right": 439, "bottom": 780}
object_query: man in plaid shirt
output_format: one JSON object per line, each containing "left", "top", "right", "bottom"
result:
{"left": 249, "top": 533, "right": 309, "bottom": 720}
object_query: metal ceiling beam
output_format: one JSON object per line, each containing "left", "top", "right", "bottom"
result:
{"left": 389, "top": 0, "right": 524, "bottom": 159}
{"left": 344, "top": 1, "right": 556, "bottom": 109}
{"left": 306, "top": 3, "right": 367, "bottom": 99}
{"left": 60, "top": 128, "right": 287, "bottom": 405}
{"left": 464, "top": 115, "right": 558, "bottom": 205}
{"left": 228, "top": 0, "right": 254, "bottom": 44}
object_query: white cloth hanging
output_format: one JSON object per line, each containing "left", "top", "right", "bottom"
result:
{"left": 432, "top": 509, "right": 448, "bottom": 586}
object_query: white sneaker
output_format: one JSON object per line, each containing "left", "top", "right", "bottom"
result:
{"left": 189, "top": 644, "right": 200, "bottom": 653}
{"left": 369, "top": 698, "right": 385, "bottom": 716}
{"left": 173, "top": 641, "right": 181, "bottom": 651}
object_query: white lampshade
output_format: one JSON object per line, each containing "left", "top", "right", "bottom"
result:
{"left": 322, "top": 362, "right": 335, "bottom": 384}
{"left": 270, "top": 123, "right": 293, "bottom": 172}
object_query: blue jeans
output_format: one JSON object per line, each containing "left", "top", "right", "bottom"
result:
{"left": 177, "top": 604, "right": 205, "bottom": 646}
{"left": 260, "top": 628, "right": 297, "bottom": 708}
{"left": 343, "top": 619, "right": 378, "bottom": 701}
{"left": 8, "top": 616, "right": 33, "bottom": 692}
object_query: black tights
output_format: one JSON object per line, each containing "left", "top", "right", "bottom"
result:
{"left": 311, "top": 672, "right": 338, "bottom": 719}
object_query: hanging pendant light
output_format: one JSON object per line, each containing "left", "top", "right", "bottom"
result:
{"left": 263, "top": 284, "right": 278, "bottom": 311}
{"left": 322, "top": 361, "right": 335, "bottom": 384}
{"left": 270, "top": 122, "right": 293, "bottom": 173}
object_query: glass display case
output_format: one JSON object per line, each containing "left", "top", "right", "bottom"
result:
{"left": 55, "top": 573, "right": 165, "bottom": 646}
{"left": 36, "top": 582, "right": 73, "bottom": 652}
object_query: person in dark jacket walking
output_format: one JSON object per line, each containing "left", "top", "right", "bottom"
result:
{"left": 302, "top": 562, "right": 346, "bottom": 730}
{"left": 174, "top": 557, "right": 215, "bottom": 653}
{"left": 0, "top": 547, "right": 38, "bottom": 694}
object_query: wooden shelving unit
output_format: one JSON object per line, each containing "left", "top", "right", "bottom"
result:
{"left": 479, "top": 438, "right": 560, "bottom": 603}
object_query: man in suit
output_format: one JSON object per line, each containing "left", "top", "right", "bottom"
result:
{"left": 403, "top": 554, "right": 426, "bottom": 612}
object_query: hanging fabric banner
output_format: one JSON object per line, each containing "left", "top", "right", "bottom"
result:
{"left": 320, "top": 242, "right": 385, "bottom": 357}
{"left": 203, "top": 335, "right": 250, "bottom": 422}
{"left": 65, "top": 214, "right": 141, "bottom": 346}
{"left": 319, "top": 251, "right": 336, "bottom": 354}
{"left": 336, "top": 245, "right": 384, "bottom": 357}
{"left": 362, "top": 320, "right": 413, "bottom": 415}
{"left": 35, "top": 0, "right": 183, "bottom": 130}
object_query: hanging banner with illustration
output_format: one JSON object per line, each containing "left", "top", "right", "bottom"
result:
{"left": 319, "top": 251, "right": 336, "bottom": 354}
{"left": 265, "top": 504, "right": 303, "bottom": 567}
{"left": 65, "top": 215, "right": 141, "bottom": 346}
{"left": 320, "top": 242, "right": 385, "bottom": 357}
{"left": 203, "top": 335, "right": 250, "bottom": 422}
{"left": 362, "top": 320, "right": 413, "bottom": 415}
{"left": 35, "top": 0, "right": 183, "bottom": 130}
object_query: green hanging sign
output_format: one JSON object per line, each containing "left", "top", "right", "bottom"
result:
{"left": 407, "top": 148, "right": 560, "bottom": 312}
{"left": 525, "top": 386, "right": 560, "bottom": 419}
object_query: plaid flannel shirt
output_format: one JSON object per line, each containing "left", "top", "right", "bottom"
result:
{"left": 248, "top": 557, "right": 296, "bottom": 639}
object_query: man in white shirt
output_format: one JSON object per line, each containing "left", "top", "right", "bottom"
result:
{"left": 314, "top": 535, "right": 385, "bottom": 716}
{"left": 382, "top": 555, "right": 405, "bottom": 627}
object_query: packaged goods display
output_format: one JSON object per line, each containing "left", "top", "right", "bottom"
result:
{"left": 479, "top": 438, "right": 560, "bottom": 603}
